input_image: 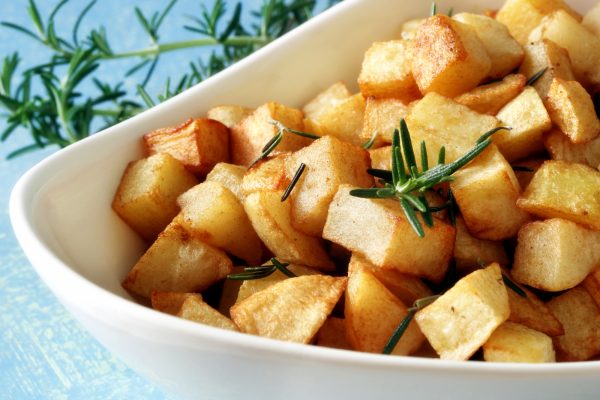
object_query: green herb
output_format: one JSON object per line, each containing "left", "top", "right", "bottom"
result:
{"left": 383, "top": 295, "right": 440, "bottom": 354}
{"left": 526, "top": 67, "right": 548, "bottom": 86}
{"left": 350, "top": 119, "right": 510, "bottom": 238}
{"left": 281, "top": 162, "right": 306, "bottom": 201}
{"left": 227, "top": 257, "right": 297, "bottom": 280}
{"left": 362, "top": 131, "right": 378, "bottom": 149}
{"left": 430, "top": 2, "right": 437, "bottom": 16}
{"left": 502, "top": 273, "right": 527, "bottom": 298}
{"left": 0, "top": 0, "right": 339, "bottom": 159}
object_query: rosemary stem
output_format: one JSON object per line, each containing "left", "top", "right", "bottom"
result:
{"left": 93, "top": 107, "right": 143, "bottom": 117}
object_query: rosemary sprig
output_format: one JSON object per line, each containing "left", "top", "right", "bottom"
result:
{"left": 502, "top": 273, "right": 527, "bottom": 298}
{"left": 281, "top": 162, "right": 306, "bottom": 201}
{"left": 362, "top": 131, "right": 378, "bottom": 150}
{"left": 526, "top": 67, "right": 548, "bottom": 86}
{"left": 227, "top": 257, "right": 297, "bottom": 281}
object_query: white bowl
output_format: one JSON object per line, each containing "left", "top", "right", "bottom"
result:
{"left": 10, "top": 0, "right": 600, "bottom": 398}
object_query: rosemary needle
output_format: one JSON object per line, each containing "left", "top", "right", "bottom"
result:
{"left": 502, "top": 273, "right": 527, "bottom": 298}
{"left": 281, "top": 163, "right": 306, "bottom": 202}
{"left": 249, "top": 120, "right": 319, "bottom": 167}
{"left": 227, "top": 258, "right": 297, "bottom": 281}
{"left": 526, "top": 67, "right": 548, "bottom": 86}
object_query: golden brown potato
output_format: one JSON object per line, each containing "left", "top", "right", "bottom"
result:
{"left": 112, "top": 153, "right": 198, "bottom": 242}
{"left": 144, "top": 118, "right": 229, "bottom": 176}
{"left": 316, "top": 317, "right": 352, "bottom": 350}
{"left": 512, "top": 218, "right": 600, "bottom": 291}
{"left": 302, "top": 81, "right": 351, "bottom": 121}
{"left": 517, "top": 160, "right": 600, "bottom": 231}
{"left": 415, "top": 263, "right": 510, "bottom": 360}
{"left": 369, "top": 146, "right": 392, "bottom": 171}
{"left": 453, "top": 216, "right": 508, "bottom": 275}
{"left": 205, "top": 162, "right": 246, "bottom": 201}
{"left": 241, "top": 153, "right": 291, "bottom": 197}
{"left": 207, "top": 105, "right": 253, "bottom": 128}
{"left": 345, "top": 267, "right": 424, "bottom": 355}
{"left": 150, "top": 291, "right": 198, "bottom": 315}
{"left": 361, "top": 97, "right": 411, "bottom": 144}
{"left": 306, "top": 94, "right": 366, "bottom": 146}
{"left": 177, "top": 295, "right": 238, "bottom": 331}
{"left": 544, "top": 128, "right": 600, "bottom": 169}
{"left": 122, "top": 221, "right": 233, "bottom": 299}
{"left": 483, "top": 322, "right": 556, "bottom": 363}
{"left": 410, "top": 15, "right": 491, "bottom": 97}
{"left": 230, "top": 275, "right": 347, "bottom": 343}
{"left": 454, "top": 74, "right": 526, "bottom": 116}
{"left": 357, "top": 40, "right": 421, "bottom": 102}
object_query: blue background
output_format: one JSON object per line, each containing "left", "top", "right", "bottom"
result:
{"left": 0, "top": 1, "right": 329, "bottom": 398}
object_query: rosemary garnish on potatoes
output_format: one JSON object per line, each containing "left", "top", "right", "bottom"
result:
{"left": 525, "top": 67, "right": 548, "bottom": 86}
{"left": 227, "top": 257, "right": 297, "bottom": 281}
{"left": 281, "top": 162, "right": 306, "bottom": 201}
{"left": 249, "top": 120, "right": 319, "bottom": 167}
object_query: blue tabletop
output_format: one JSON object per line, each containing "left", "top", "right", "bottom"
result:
{"left": 0, "top": 1, "right": 329, "bottom": 398}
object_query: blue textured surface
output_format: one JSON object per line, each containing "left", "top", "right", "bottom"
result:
{"left": 0, "top": 1, "right": 327, "bottom": 398}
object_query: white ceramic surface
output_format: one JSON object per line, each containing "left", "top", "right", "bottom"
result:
{"left": 10, "top": 0, "right": 600, "bottom": 399}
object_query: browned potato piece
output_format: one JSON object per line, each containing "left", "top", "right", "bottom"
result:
{"left": 205, "top": 162, "right": 246, "bottom": 201}
{"left": 361, "top": 97, "right": 411, "bottom": 144}
{"left": 453, "top": 216, "right": 508, "bottom": 275}
{"left": 302, "top": 81, "right": 351, "bottom": 121}
{"left": 112, "top": 153, "right": 198, "bottom": 242}
{"left": 369, "top": 146, "right": 391, "bottom": 171}
{"left": 519, "top": 39, "right": 576, "bottom": 99}
{"left": 177, "top": 295, "right": 238, "bottom": 331}
{"left": 150, "top": 291, "right": 198, "bottom": 315}
{"left": 483, "top": 322, "right": 555, "bottom": 363}
{"left": 454, "top": 74, "right": 526, "bottom": 116}
{"left": 230, "top": 275, "right": 347, "bottom": 343}
{"left": 544, "top": 78, "right": 600, "bottom": 144}
{"left": 583, "top": 2, "right": 600, "bottom": 37}
{"left": 230, "top": 102, "right": 308, "bottom": 166}
{"left": 494, "top": 86, "right": 552, "bottom": 162}
{"left": 517, "top": 160, "right": 600, "bottom": 231}
{"left": 410, "top": 15, "right": 491, "bottom": 97}
{"left": 512, "top": 218, "right": 600, "bottom": 291}
{"left": 496, "top": 0, "right": 582, "bottom": 45}
{"left": 144, "top": 118, "right": 229, "bottom": 176}
{"left": 323, "top": 185, "right": 455, "bottom": 283}
{"left": 357, "top": 40, "right": 420, "bottom": 102}
{"left": 241, "top": 153, "right": 290, "bottom": 197}
{"left": 415, "top": 263, "right": 510, "bottom": 360}
{"left": 207, "top": 105, "right": 252, "bottom": 128}
{"left": 584, "top": 268, "right": 600, "bottom": 310}
{"left": 345, "top": 267, "right": 424, "bottom": 355}
{"left": 307, "top": 94, "right": 366, "bottom": 145}
{"left": 451, "top": 146, "right": 530, "bottom": 240}
{"left": 177, "top": 181, "right": 262, "bottom": 265}
{"left": 285, "top": 135, "right": 373, "bottom": 237}
{"left": 316, "top": 317, "right": 352, "bottom": 350}
{"left": 452, "top": 13, "right": 523, "bottom": 79}
{"left": 512, "top": 158, "right": 544, "bottom": 190}
{"left": 244, "top": 189, "right": 334, "bottom": 270}
{"left": 547, "top": 286, "right": 600, "bottom": 361}
{"left": 122, "top": 221, "right": 233, "bottom": 299}
{"left": 544, "top": 128, "right": 600, "bottom": 169}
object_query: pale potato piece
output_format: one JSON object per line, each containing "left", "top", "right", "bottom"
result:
{"left": 547, "top": 286, "right": 600, "bottom": 361}
{"left": 122, "top": 221, "right": 233, "bottom": 299}
{"left": 369, "top": 146, "right": 392, "bottom": 171}
{"left": 151, "top": 291, "right": 198, "bottom": 315}
{"left": 112, "top": 153, "right": 198, "bottom": 241}
{"left": 544, "top": 128, "right": 600, "bottom": 168}
{"left": 411, "top": 15, "right": 491, "bottom": 97}
{"left": 285, "top": 135, "right": 373, "bottom": 237}
{"left": 453, "top": 216, "right": 508, "bottom": 275}
{"left": 494, "top": 86, "right": 552, "bottom": 162}
{"left": 302, "top": 81, "right": 351, "bottom": 121}
{"left": 496, "top": 0, "right": 582, "bottom": 45}
{"left": 357, "top": 40, "right": 420, "bottom": 102}
{"left": 316, "top": 317, "right": 352, "bottom": 350}
{"left": 241, "top": 153, "right": 290, "bottom": 197}
{"left": 345, "top": 267, "right": 424, "bottom": 355}
{"left": 205, "top": 162, "right": 246, "bottom": 201}
{"left": 454, "top": 74, "right": 526, "bottom": 116}
{"left": 361, "top": 97, "right": 411, "bottom": 144}
{"left": 243, "top": 189, "right": 334, "bottom": 270}
{"left": 451, "top": 146, "right": 530, "bottom": 240}
{"left": 177, "top": 295, "right": 238, "bottom": 331}
{"left": 544, "top": 78, "right": 600, "bottom": 144}
{"left": 517, "top": 160, "right": 600, "bottom": 231}
{"left": 307, "top": 94, "right": 366, "bottom": 145}
{"left": 452, "top": 13, "right": 523, "bottom": 79}
{"left": 230, "top": 275, "right": 347, "bottom": 343}
{"left": 207, "top": 105, "right": 252, "bottom": 128}
{"left": 483, "top": 322, "right": 555, "bottom": 363}
{"left": 230, "top": 102, "right": 308, "bottom": 166}
{"left": 177, "top": 181, "right": 262, "bottom": 265}
{"left": 512, "top": 218, "right": 600, "bottom": 291}
{"left": 583, "top": 2, "right": 600, "bottom": 37}
{"left": 144, "top": 118, "right": 229, "bottom": 176}
{"left": 415, "top": 263, "right": 510, "bottom": 360}
{"left": 323, "top": 185, "right": 455, "bottom": 283}
{"left": 512, "top": 158, "right": 544, "bottom": 190}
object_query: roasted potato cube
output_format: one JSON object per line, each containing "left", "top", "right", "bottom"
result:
{"left": 177, "top": 181, "right": 262, "bottom": 265}
{"left": 453, "top": 216, "right": 508, "bottom": 275}
{"left": 112, "top": 153, "right": 198, "bottom": 241}
{"left": 322, "top": 185, "right": 455, "bottom": 283}
{"left": 244, "top": 189, "right": 334, "bottom": 270}
{"left": 285, "top": 135, "right": 373, "bottom": 237}
{"left": 414, "top": 263, "right": 510, "bottom": 361}
{"left": 517, "top": 160, "right": 600, "bottom": 231}
{"left": 454, "top": 74, "right": 526, "bottom": 116}
{"left": 583, "top": 2, "right": 600, "bottom": 37}
{"left": 306, "top": 94, "right": 366, "bottom": 145}
{"left": 177, "top": 294, "right": 238, "bottom": 331}
{"left": 451, "top": 146, "right": 530, "bottom": 240}
{"left": 544, "top": 78, "right": 600, "bottom": 144}
{"left": 544, "top": 128, "right": 600, "bottom": 169}
{"left": 410, "top": 15, "right": 491, "bottom": 97}
{"left": 302, "top": 81, "right": 351, "bottom": 121}
{"left": 483, "top": 322, "right": 555, "bottom": 363}
{"left": 496, "top": 0, "right": 581, "bottom": 45}
{"left": 361, "top": 97, "right": 411, "bottom": 145}
{"left": 205, "top": 162, "right": 246, "bottom": 201}
{"left": 230, "top": 275, "right": 347, "bottom": 343}
{"left": 122, "top": 221, "right": 233, "bottom": 299}
{"left": 494, "top": 86, "right": 552, "bottom": 162}
{"left": 369, "top": 146, "right": 392, "bottom": 171}
{"left": 150, "top": 291, "right": 198, "bottom": 315}
{"left": 207, "top": 105, "right": 252, "bottom": 128}
{"left": 144, "top": 118, "right": 229, "bottom": 176}
{"left": 452, "top": 13, "right": 523, "bottom": 79}
{"left": 230, "top": 102, "right": 308, "bottom": 166}
{"left": 345, "top": 267, "right": 424, "bottom": 355}
{"left": 512, "top": 218, "right": 600, "bottom": 291}
{"left": 316, "top": 317, "right": 352, "bottom": 350}
{"left": 512, "top": 158, "right": 544, "bottom": 189}
{"left": 547, "top": 286, "right": 600, "bottom": 361}
{"left": 584, "top": 268, "right": 600, "bottom": 309}
{"left": 357, "top": 40, "right": 420, "bottom": 102}
{"left": 241, "top": 153, "right": 290, "bottom": 197}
